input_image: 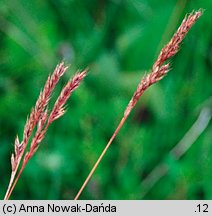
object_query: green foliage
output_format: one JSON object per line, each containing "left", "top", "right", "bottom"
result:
{"left": 0, "top": 0, "right": 212, "bottom": 199}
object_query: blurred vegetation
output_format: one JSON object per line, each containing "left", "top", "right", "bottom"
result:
{"left": 0, "top": 0, "right": 212, "bottom": 199}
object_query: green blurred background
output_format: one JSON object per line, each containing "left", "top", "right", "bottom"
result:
{"left": 0, "top": 0, "right": 212, "bottom": 199}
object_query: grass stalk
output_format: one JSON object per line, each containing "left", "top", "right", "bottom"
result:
{"left": 74, "top": 9, "right": 202, "bottom": 200}
{"left": 4, "top": 63, "right": 87, "bottom": 200}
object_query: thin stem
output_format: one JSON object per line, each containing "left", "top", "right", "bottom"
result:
{"left": 74, "top": 116, "right": 127, "bottom": 200}
{"left": 5, "top": 159, "right": 29, "bottom": 200}
{"left": 4, "top": 173, "right": 16, "bottom": 200}
{"left": 4, "top": 154, "right": 23, "bottom": 200}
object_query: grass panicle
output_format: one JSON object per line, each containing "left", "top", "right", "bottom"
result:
{"left": 74, "top": 9, "right": 202, "bottom": 200}
{"left": 4, "top": 62, "right": 87, "bottom": 200}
